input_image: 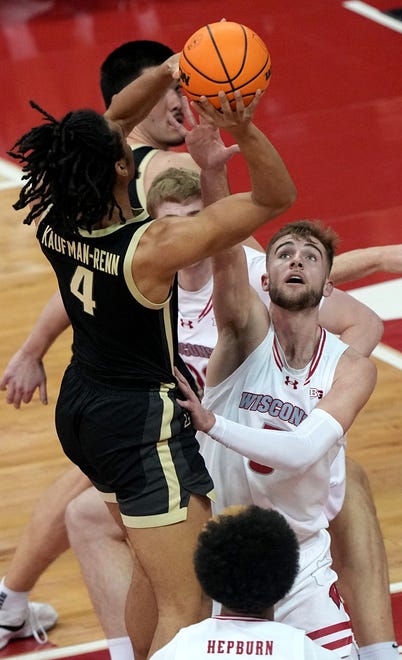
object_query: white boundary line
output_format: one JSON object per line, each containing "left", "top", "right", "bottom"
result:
{"left": 391, "top": 581, "right": 402, "bottom": 594}
{"left": 5, "top": 638, "right": 108, "bottom": 660}
{"left": 0, "top": 158, "right": 23, "bottom": 190}
{"left": 343, "top": 1, "right": 402, "bottom": 33}
{"left": 372, "top": 343, "right": 402, "bottom": 371}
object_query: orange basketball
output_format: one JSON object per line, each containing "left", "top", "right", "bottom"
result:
{"left": 179, "top": 21, "right": 271, "bottom": 109}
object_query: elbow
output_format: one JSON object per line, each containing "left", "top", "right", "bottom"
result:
{"left": 278, "top": 182, "right": 297, "bottom": 215}
{"left": 289, "top": 460, "right": 311, "bottom": 474}
{"left": 366, "top": 314, "right": 384, "bottom": 355}
{"left": 374, "top": 316, "right": 384, "bottom": 345}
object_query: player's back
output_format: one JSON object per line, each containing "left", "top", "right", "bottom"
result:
{"left": 37, "top": 213, "right": 178, "bottom": 387}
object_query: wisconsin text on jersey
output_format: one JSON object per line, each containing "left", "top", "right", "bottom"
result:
{"left": 239, "top": 392, "right": 308, "bottom": 426}
{"left": 40, "top": 226, "right": 119, "bottom": 275}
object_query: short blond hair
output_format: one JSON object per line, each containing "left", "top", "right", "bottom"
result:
{"left": 146, "top": 167, "right": 201, "bottom": 218}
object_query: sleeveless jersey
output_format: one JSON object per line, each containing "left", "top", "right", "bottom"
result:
{"left": 199, "top": 324, "right": 348, "bottom": 541}
{"left": 37, "top": 212, "right": 179, "bottom": 387}
{"left": 150, "top": 616, "right": 336, "bottom": 660}
{"left": 129, "top": 144, "right": 159, "bottom": 210}
{"left": 178, "top": 247, "right": 267, "bottom": 393}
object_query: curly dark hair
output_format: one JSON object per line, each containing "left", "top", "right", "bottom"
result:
{"left": 8, "top": 101, "right": 126, "bottom": 234}
{"left": 194, "top": 505, "right": 299, "bottom": 615}
{"left": 100, "top": 40, "right": 174, "bottom": 107}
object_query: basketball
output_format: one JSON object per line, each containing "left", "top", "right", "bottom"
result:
{"left": 179, "top": 21, "right": 271, "bottom": 109}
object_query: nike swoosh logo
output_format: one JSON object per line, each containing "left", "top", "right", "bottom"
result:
{"left": 0, "top": 622, "right": 25, "bottom": 632}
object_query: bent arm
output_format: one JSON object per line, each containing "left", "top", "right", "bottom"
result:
{"left": 175, "top": 350, "right": 376, "bottom": 472}
{"left": 208, "top": 408, "right": 343, "bottom": 472}
{"left": 145, "top": 123, "right": 295, "bottom": 279}
{"left": 105, "top": 56, "right": 179, "bottom": 137}
{"left": 319, "top": 288, "right": 383, "bottom": 356}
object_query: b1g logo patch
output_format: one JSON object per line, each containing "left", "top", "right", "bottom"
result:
{"left": 309, "top": 387, "right": 323, "bottom": 399}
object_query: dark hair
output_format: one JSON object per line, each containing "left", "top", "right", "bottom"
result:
{"left": 100, "top": 40, "right": 174, "bottom": 107}
{"left": 194, "top": 505, "right": 299, "bottom": 615}
{"left": 8, "top": 101, "right": 126, "bottom": 234}
{"left": 266, "top": 220, "right": 339, "bottom": 274}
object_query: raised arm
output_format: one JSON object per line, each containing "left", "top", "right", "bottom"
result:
{"left": 136, "top": 92, "right": 296, "bottom": 301}
{"left": 105, "top": 54, "right": 180, "bottom": 137}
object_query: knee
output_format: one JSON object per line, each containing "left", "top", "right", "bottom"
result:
{"left": 345, "top": 457, "right": 377, "bottom": 514}
{"left": 65, "top": 487, "right": 115, "bottom": 543}
{"left": 346, "top": 457, "right": 370, "bottom": 489}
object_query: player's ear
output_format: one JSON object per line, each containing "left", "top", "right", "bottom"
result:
{"left": 115, "top": 158, "right": 130, "bottom": 178}
{"left": 261, "top": 272, "right": 269, "bottom": 291}
{"left": 322, "top": 279, "right": 334, "bottom": 298}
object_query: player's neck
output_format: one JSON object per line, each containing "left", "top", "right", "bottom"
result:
{"left": 178, "top": 258, "right": 212, "bottom": 292}
{"left": 220, "top": 606, "right": 273, "bottom": 621}
{"left": 95, "top": 193, "right": 133, "bottom": 228}
{"left": 126, "top": 126, "right": 167, "bottom": 151}
{"left": 270, "top": 305, "right": 321, "bottom": 369}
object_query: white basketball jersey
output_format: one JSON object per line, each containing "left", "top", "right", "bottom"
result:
{"left": 199, "top": 324, "right": 348, "bottom": 540}
{"left": 149, "top": 616, "right": 336, "bottom": 660}
{"left": 178, "top": 247, "right": 267, "bottom": 393}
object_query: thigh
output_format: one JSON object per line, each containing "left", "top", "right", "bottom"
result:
{"left": 275, "top": 530, "right": 354, "bottom": 658}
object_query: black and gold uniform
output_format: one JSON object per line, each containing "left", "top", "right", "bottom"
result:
{"left": 129, "top": 144, "right": 158, "bottom": 210}
{"left": 36, "top": 205, "right": 214, "bottom": 529}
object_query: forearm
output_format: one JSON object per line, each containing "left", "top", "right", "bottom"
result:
{"left": 331, "top": 247, "right": 388, "bottom": 285}
{"left": 206, "top": 408, "right": 343, "bottom": 472}
{"left": 106, "top": 58, "right": 178, "bottom": 137}
{"left": 200, "top": 165, "right": 230, "bottom": 206}
{"left": 21, "top": 290, "right": 70, "bottom": 359}
{"left": 233, "top": 123, "right": 296, "bottom": 216}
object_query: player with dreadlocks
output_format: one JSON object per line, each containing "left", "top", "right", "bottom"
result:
{"left": 12, "top": 102, "right": 128, "bottom": 232}
{"left": 8, "top": 69, "right": 296, "bottom": 660}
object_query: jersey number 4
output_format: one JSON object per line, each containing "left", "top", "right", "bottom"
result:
{"left": 70, "top": 266, "right": 96, "bottom": 315}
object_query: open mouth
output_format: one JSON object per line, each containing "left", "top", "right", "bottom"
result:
{"left": 286, "top": 274, "right": 304, "bottom": 284}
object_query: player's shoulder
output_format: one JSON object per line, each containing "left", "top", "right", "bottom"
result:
{"left": 148, "top": 149, "right": 200, "bottom": 176}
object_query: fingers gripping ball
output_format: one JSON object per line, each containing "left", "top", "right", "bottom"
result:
{"left": 179, "top": 21, "right": 271, "bottom": 109}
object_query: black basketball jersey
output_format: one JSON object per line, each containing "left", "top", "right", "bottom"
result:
{"left": 128, "top": 145, "right": 158, "bottom": 210}
{"left": 37, "top": 211, "right": 178, "bottom": 388}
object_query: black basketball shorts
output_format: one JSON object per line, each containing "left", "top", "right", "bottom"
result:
{"left": 55, "top": 362, "right": 215, "bottom": 528}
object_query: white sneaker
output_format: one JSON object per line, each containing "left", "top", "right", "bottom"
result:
{"left": 0, "top": 602, "right": 58, "bottom": 649}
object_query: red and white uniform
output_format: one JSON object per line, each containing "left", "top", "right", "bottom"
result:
{"left": 178, "top": 247, "right": 267, "bottom": 394}
{"left": 198, "top": 326, "right": 354, "bottom": 658}
{"left": 178, "top": 247, "right": 345, "bottom": 521}
{"left": 150, "top": 616, "right": 339, "bottom": 660}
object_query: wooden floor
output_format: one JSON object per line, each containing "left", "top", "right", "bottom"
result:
{"left": 0, "top": 184, "right": 401, "bottom": 650}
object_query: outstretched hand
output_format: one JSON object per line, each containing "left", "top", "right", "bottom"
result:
{"left": 0, "top": 349, "right": 48, "bottom": 408}
{"left": 174, "top": 367, "right": 216, "bottom": 433}
{"left": 168, "top": 95, "right": 240, "bottom": 170}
